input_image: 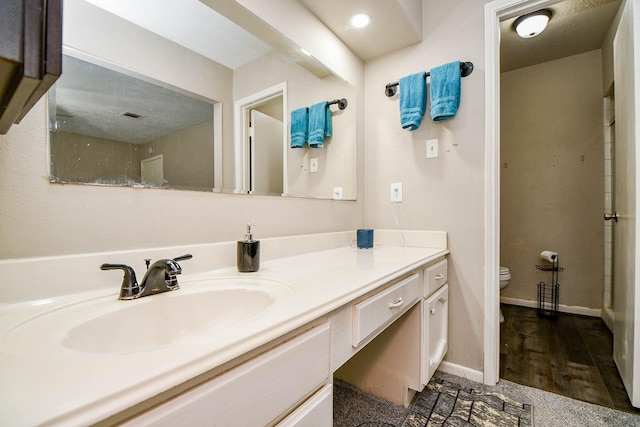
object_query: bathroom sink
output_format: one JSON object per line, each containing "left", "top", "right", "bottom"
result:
{"left": 1, "top": 277, "right": 292, "bottom": 355}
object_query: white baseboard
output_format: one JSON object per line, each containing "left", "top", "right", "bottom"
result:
{"left": 603, "top": 307, "right": 615, "bottom": 332}
{"left": 500, "top": 297, "right": 602, "bottom": 318}
{"left": 438, "top": 361, "right": 484, "bottom": 384}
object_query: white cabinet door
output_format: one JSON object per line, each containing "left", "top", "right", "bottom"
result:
{"left": 123, "top": 323, "right": 330, "bottom": 427}
{"left": 423, "top": 284, "right": 449, "bottom": 386}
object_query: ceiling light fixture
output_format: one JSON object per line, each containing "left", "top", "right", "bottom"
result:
{"left": 350, "top": 13, "right": 371, "bottom": 29}
{"left": 514, "top": 9, "right": 552, "bottom": 39}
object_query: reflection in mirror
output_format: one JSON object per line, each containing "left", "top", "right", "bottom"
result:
{"left": 50, "top": 55, "right": 216, "bottom": 191}
{"left": 51, "top": 0, "right": 356, "bottom": 199}
{"left": 248, "top": 95, "right": 284, "bottom": 195}
{"left": 233, "top": 50, "right": 356, "bottom": 199}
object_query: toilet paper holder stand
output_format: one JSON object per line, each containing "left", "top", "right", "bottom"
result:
{"left": 536, "top": 255, "right": 563, "bottom": 318}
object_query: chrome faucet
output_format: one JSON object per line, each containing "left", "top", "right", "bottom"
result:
{"left": 101, "top": 254, "right": 193, "bottom": 300}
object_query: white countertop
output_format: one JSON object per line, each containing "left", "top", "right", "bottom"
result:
{"left": 0, "top": 244, "right": 447, "bottom": 426}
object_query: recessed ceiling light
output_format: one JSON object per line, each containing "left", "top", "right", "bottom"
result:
{"left": 350, "top": 13, "right": 371, "bottom": 29}
{"left": 514, "top": 9, "right": 552, "bottom": 38}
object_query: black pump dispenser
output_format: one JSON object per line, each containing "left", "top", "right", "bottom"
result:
{"left": 237, "top": 223, "right": 260, "bottom": 272}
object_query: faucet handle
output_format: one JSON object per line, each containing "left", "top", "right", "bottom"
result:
{"left": 100, "top": 263, "right": 141, "bottom": 299}
{"left": 164, "top": 256, "right": 191, "bottom": 289}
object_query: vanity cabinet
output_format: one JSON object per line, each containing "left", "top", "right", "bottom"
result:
{"left": 122, "top": 323, "right": 331, "bottom": 427}
{"left": 333, "top": 258, "right": 449, "bottom": 407}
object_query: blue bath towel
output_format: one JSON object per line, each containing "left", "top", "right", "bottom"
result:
{"left": 430, "top": 61, "right": 461, "bottom": 122}
{"left": 308, "top": 101, "right": 331, "bottom": 148}
{"left": 290, "top": 107, "right": 308, "bottom": 148}
{"left": 399, "top": 72, "right": 427, "bottom": 131}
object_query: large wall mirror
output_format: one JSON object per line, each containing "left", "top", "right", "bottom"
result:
{"left": 50, "top": 0, "right": 356, "bottom": 200}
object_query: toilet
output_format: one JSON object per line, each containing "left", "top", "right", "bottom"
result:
{"left": 499, "top": 266, "right": 511, "bottom": 322}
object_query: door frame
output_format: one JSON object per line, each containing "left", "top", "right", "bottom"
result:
{"left": 234, "top": 82, "right": 288, "bottom": 194}
{"left": 483, "top": 0, "right": 565, "bottom": 385}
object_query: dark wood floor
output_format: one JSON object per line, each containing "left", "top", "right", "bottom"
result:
{"left": 500, "top": 304, "right": 640, "bottom": 414}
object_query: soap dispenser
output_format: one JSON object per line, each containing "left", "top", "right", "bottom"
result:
{"left": 237, "top": 223, "right": 260, "bottom": 272}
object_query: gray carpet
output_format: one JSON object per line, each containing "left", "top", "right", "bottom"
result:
{"left": 333, "top": 371, "right": 640, "bottom": 426}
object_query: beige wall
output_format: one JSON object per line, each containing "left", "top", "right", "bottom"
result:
{"left": 51, "top": 132, "right": 141, "bottom": 184}
{"left": 0, "top": 0, "right": 364, "bottom": 259}
{"left": 141, "top": 122, "right": 215, "bottom": 191}
{"left": 364, "top": 0, "right": 488, "bottom": 372}
{"left": 500, "top": 50, "right": 605, "bottom": 309}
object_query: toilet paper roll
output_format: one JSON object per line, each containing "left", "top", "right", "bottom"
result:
{"left": 540, "top": 251, "right": 558, "bottom": 262}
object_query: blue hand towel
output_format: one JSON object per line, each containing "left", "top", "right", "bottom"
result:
{"left": 308, "top": 101, "right": 331, "bottom": 148}
{"left": 399, "top": 72, "right": 427, "bottom": 131}
{"left": 430, "top": 61, "right": 461, "bottom": 122}
{"left": 324, "top": 104, "right": 332, "bottom": 138}
{"left": 290, "top": 107, "right": 308, "bottom": 148}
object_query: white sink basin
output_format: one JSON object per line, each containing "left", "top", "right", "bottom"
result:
{"left": 1, "top": 277, "right": 292, "bottom": 355}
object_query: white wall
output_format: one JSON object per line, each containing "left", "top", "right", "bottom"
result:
{"left": 365, "top": 0, "right": 488, "bottom": 372}
{"left": 0, "top": 0, "right": 365, "bottom": 259}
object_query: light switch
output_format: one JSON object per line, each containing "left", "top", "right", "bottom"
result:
{"left": 426, "top": 139, "right": 439, "bottom": 159}
{"left": 310, "top": 157, "right": 318, "bottom": 173}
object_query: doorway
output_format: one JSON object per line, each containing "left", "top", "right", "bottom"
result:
{"left": 484, "top": 0, "right": 635, "bottom": 407}
{"left": 234, "top": 82, "right": 288, "bottom": 195}
{"left": 250, "top": 109, "right": 284, "bottom": 194}
{"left": 141, "top": 154, "right": 164, "bottom": 186}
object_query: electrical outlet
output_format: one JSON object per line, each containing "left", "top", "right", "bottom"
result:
{"left": 390, "top": 182, "right": 403, "bottom": 203}
{"left": 333, "top": 187, "right": 343, "bottom": 199}
{"left": 426, "top": 139, "right": 439, "bottom": 159}
{"left": 310, "top": 157, "right": 318, "bottom": 173}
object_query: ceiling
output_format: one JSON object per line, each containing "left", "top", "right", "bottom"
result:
{"left": 297, "top": 0, "right": 423, "bottom": 61}
{"left": 78, "top": 0, "right": 623, "bottom": 75}
{"left": 296, "top": 0, "right": 621, "bottom": 72}
{"left": 54, "top": 56, "right": 213, "bottom": 144}
{"left": 500, "top": 0, "right": 622, "bottom": 72}
{"left": 86, "top": 0, "right": 271, "bottom": 70}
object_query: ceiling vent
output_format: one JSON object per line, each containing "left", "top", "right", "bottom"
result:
{"left": 120, "top": 111, "right": 145, "bottom": 120}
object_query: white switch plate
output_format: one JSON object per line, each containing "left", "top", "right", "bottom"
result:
{"left": 390, "top": 182, "right": 403, "bottom": 203}
{"left": 426, "top": 139, "right": 439, "bottom": 159}
{"left": 310, "top": 157, "right": 318, "bottom": 173}
{"left": 333, "top": 187, "right": 343, "bottom": 199}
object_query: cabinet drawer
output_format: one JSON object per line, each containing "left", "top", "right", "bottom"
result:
{"left": 123, "top": 323, "right": 330, "bottom": 427}
{"left": 276, "top": 384, "right": 332, "bottom": 427}
{"left": 424, "top": 259, "right": 447, "bottom": 297}
{"left": 352, "top": 273, "right": 420, "bottom": 347}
